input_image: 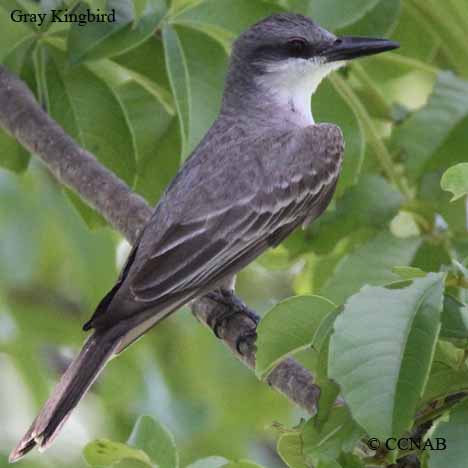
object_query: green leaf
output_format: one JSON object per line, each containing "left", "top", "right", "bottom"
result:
{"left": 0, "top": 6, "right": 37, "bottom": 172}
{"left": 67, "top": 0, "right": 166, "bottom": 64}
{"left": 392, "top": 72, "right": 468, "bottom": 180}
{"left": 0, "top": 0, "right": 42, "bottom": 31}
{"left": 83, "top": 439, "right": 152, "bottom": 467}
{"left": 316, "top": 461, "right": 342, "bottom": 468}
{"left": 440, "top": 295, "right": 468, "bottom": 343}
{"left": 169, "top": 0, "right": 199, "bottom": 15}
{"left": 302, "top": 406, "right": 364, "bottom": 465}
{"left": 0, "top": 3, "right": 35, "bottom": 60}
{"left": 314, "top": 80, "right": 364, "bottom": 196}
{"left": 289, "top": 0, "right": 381, "bottom": 31}
{"left": 0, "top": 38, "right": 36, "bottom": 173}
{"left": 313, "top": 336, "right": 340, "bottom": 429}
{"left": 172, "top": 0, "right": 283, "bottom": 46}
{"left": 336, "top": 0, "right": 401, "bottom": 37}
{"left": 406, "top": 0, "right": 468, "bottom": 76}
{"left": 423, "top": 360, "right": 468, "bottom": 404}
{"left": 162, "top": 24, "right": 190, "bottom": 159}
{"left": 187, "top": 457, "right": 230, "bottom": 468}
{"left": 419, "top": 171, "right": 468, "bottom": 237}
{"left": 277, "top": 432, "right": 308, "bottom": 468}
{"left": 309, "top": 175, "right": 404, "bottom": 254}
{"left": 256, "top": 295, "right": 336, "bottom": 379}
{"left": 337, "top": 453, "right": 365, "bottom": 468}
{"left": 162, "top": 24, "right": 227, "bottom": 159}
{"left": 116, "top": 81, "right": 179, "bottom": 204}
{"left": 441, "top": 163, "right": 468, "bottom": 201}
{"left": 127, "top": 415, "right": 179, "bottom": 468}
{"left": 428, "top": 399, "right": 468, "bottom": 468}
{"left": 329, "top": 273, "right": 446, "bottom": 438}
{"left": 44, "top": 46, "right": 136, "bottom": 227}
{"left": 0, "top": 130, "right": 30, "bottom": 173}
{"left": 321, "top": 231, "right": 421, "bottom": 305}
{"left": 113, "top": 36, "right": 173, "bottom": 112}
{"left": 221, "top": 462, "right": 266, "bottom": 468}
{"left": 392, "top": 266, "right": 427, "bottom": 280}
{"left": 133, "top": 0, "right": 150, "bottom": 21}
{"left": 391, "top": 2, "right": 438, "bottom": 63}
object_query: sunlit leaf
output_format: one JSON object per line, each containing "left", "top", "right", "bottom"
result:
{"left": 336, "top": 0, "right": 401, "bottom": 37}
{"left": 0, "top": 0, "right": 42, "bottom": 31}
{"left": 187, "top": 457, "right": 230, "bottom": 468}
{"left": 221, "top": 461, "right": 266, "bottom": 468}
{"left": 172, "top": 0, "right": 282, "bottom": 46}
{"left": 321, "top": 231, "right": 421, "bottom": 304}
{"left": 288, "top": 0, "right": 381, "bottom": 31}
{"left": 392, "top": 72, "right": 468, "bottom": 180}
{"left": 329, "top": 273, "right": 445, "bottom": 438}
{"left": 277, "top": 432, "right": 308, "bottom": 468}
{"left": 127, "top": 415, "right": 179, "bottom": 468}
{"left": 83, "top": 439, "right": 152, "bottom": 467}
{"left": 256, "top": 295, "right": 336, "bottom": 379}
{"left": 392, "top": 266, "right": 426, "bottom": 280}
{"left": 441, "top": 163, "right": 468, "bottom": 201}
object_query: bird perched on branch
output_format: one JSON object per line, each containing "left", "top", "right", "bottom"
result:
{"left": 10, "top": 12, "right": 398, "bottom": 462}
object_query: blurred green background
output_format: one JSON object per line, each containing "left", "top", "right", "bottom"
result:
{"left": 1, "top": 0, "right": 468, "bottom": 467}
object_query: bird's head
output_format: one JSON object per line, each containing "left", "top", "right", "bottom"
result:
{"left": 225, "top": 13, "right": 399, "bottom": 124}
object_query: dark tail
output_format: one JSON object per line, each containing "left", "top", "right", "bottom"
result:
{"left": 9, "top": 328, "right": 123, "bottom": 463}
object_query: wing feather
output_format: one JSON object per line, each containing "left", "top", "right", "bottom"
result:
{"left": 87, "top": 123, "right": 344, "bottom": 333}
{"left": 130, "top": 191, "right": 297, "bottom": 302}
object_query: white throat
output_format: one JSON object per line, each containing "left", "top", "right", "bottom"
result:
{"left": 257, "top": 58, "right": 345, "bottom": 126}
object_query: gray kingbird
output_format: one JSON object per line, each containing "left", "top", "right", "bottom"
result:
{"left": 10, "top": 13, "right": 398, "bottom": 462}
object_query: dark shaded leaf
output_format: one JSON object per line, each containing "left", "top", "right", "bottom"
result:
{"left": 116, "top": 81, "right": 179, "bottom": 205}
{"left": 44, "top": 46, "right": 136, "bottom": 227}
{"left": 67, "top": 0, "right": 166, "bottom": 64}
{"left": 428, "top": 399, "right": 468, "bottom": 468}
{"left": 162, "top": 24, "right": 227, "bottom": 158}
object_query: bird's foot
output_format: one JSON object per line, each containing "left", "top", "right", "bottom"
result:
{"left": 206, "top": 288, "right": 259, "bottom": 354}
{"left": 235, "top": 330, "right": 258, "bottom": 356}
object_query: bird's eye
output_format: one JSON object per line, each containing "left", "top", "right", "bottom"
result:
{"left": 287, "top": 37, "right": 308, "bottom": 56}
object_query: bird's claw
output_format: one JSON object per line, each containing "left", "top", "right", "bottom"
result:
{"left": 236, "top": 330, "right": 258, "bottom": 355}
{"left": 206, "top": 289, "right": 260, "bottom": 349}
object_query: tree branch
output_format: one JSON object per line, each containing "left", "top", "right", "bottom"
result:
{"left": 0, "top": 65, "right": 320, "bottom": 415}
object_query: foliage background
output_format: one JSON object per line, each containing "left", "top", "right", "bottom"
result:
{"left": 1, "top": 0, "right": 468, "bottom": 467}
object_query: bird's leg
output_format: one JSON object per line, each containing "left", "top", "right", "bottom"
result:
{"left": 206, "top": 287, "right": 260, "bottom": 354}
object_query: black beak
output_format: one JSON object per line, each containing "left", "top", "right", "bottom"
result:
{"left": 321, "top": 36, "right": 399, "bottom": 62}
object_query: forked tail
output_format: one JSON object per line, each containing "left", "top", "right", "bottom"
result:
{"left": 9, "top": 327, "right": 123, "bottom": 463}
